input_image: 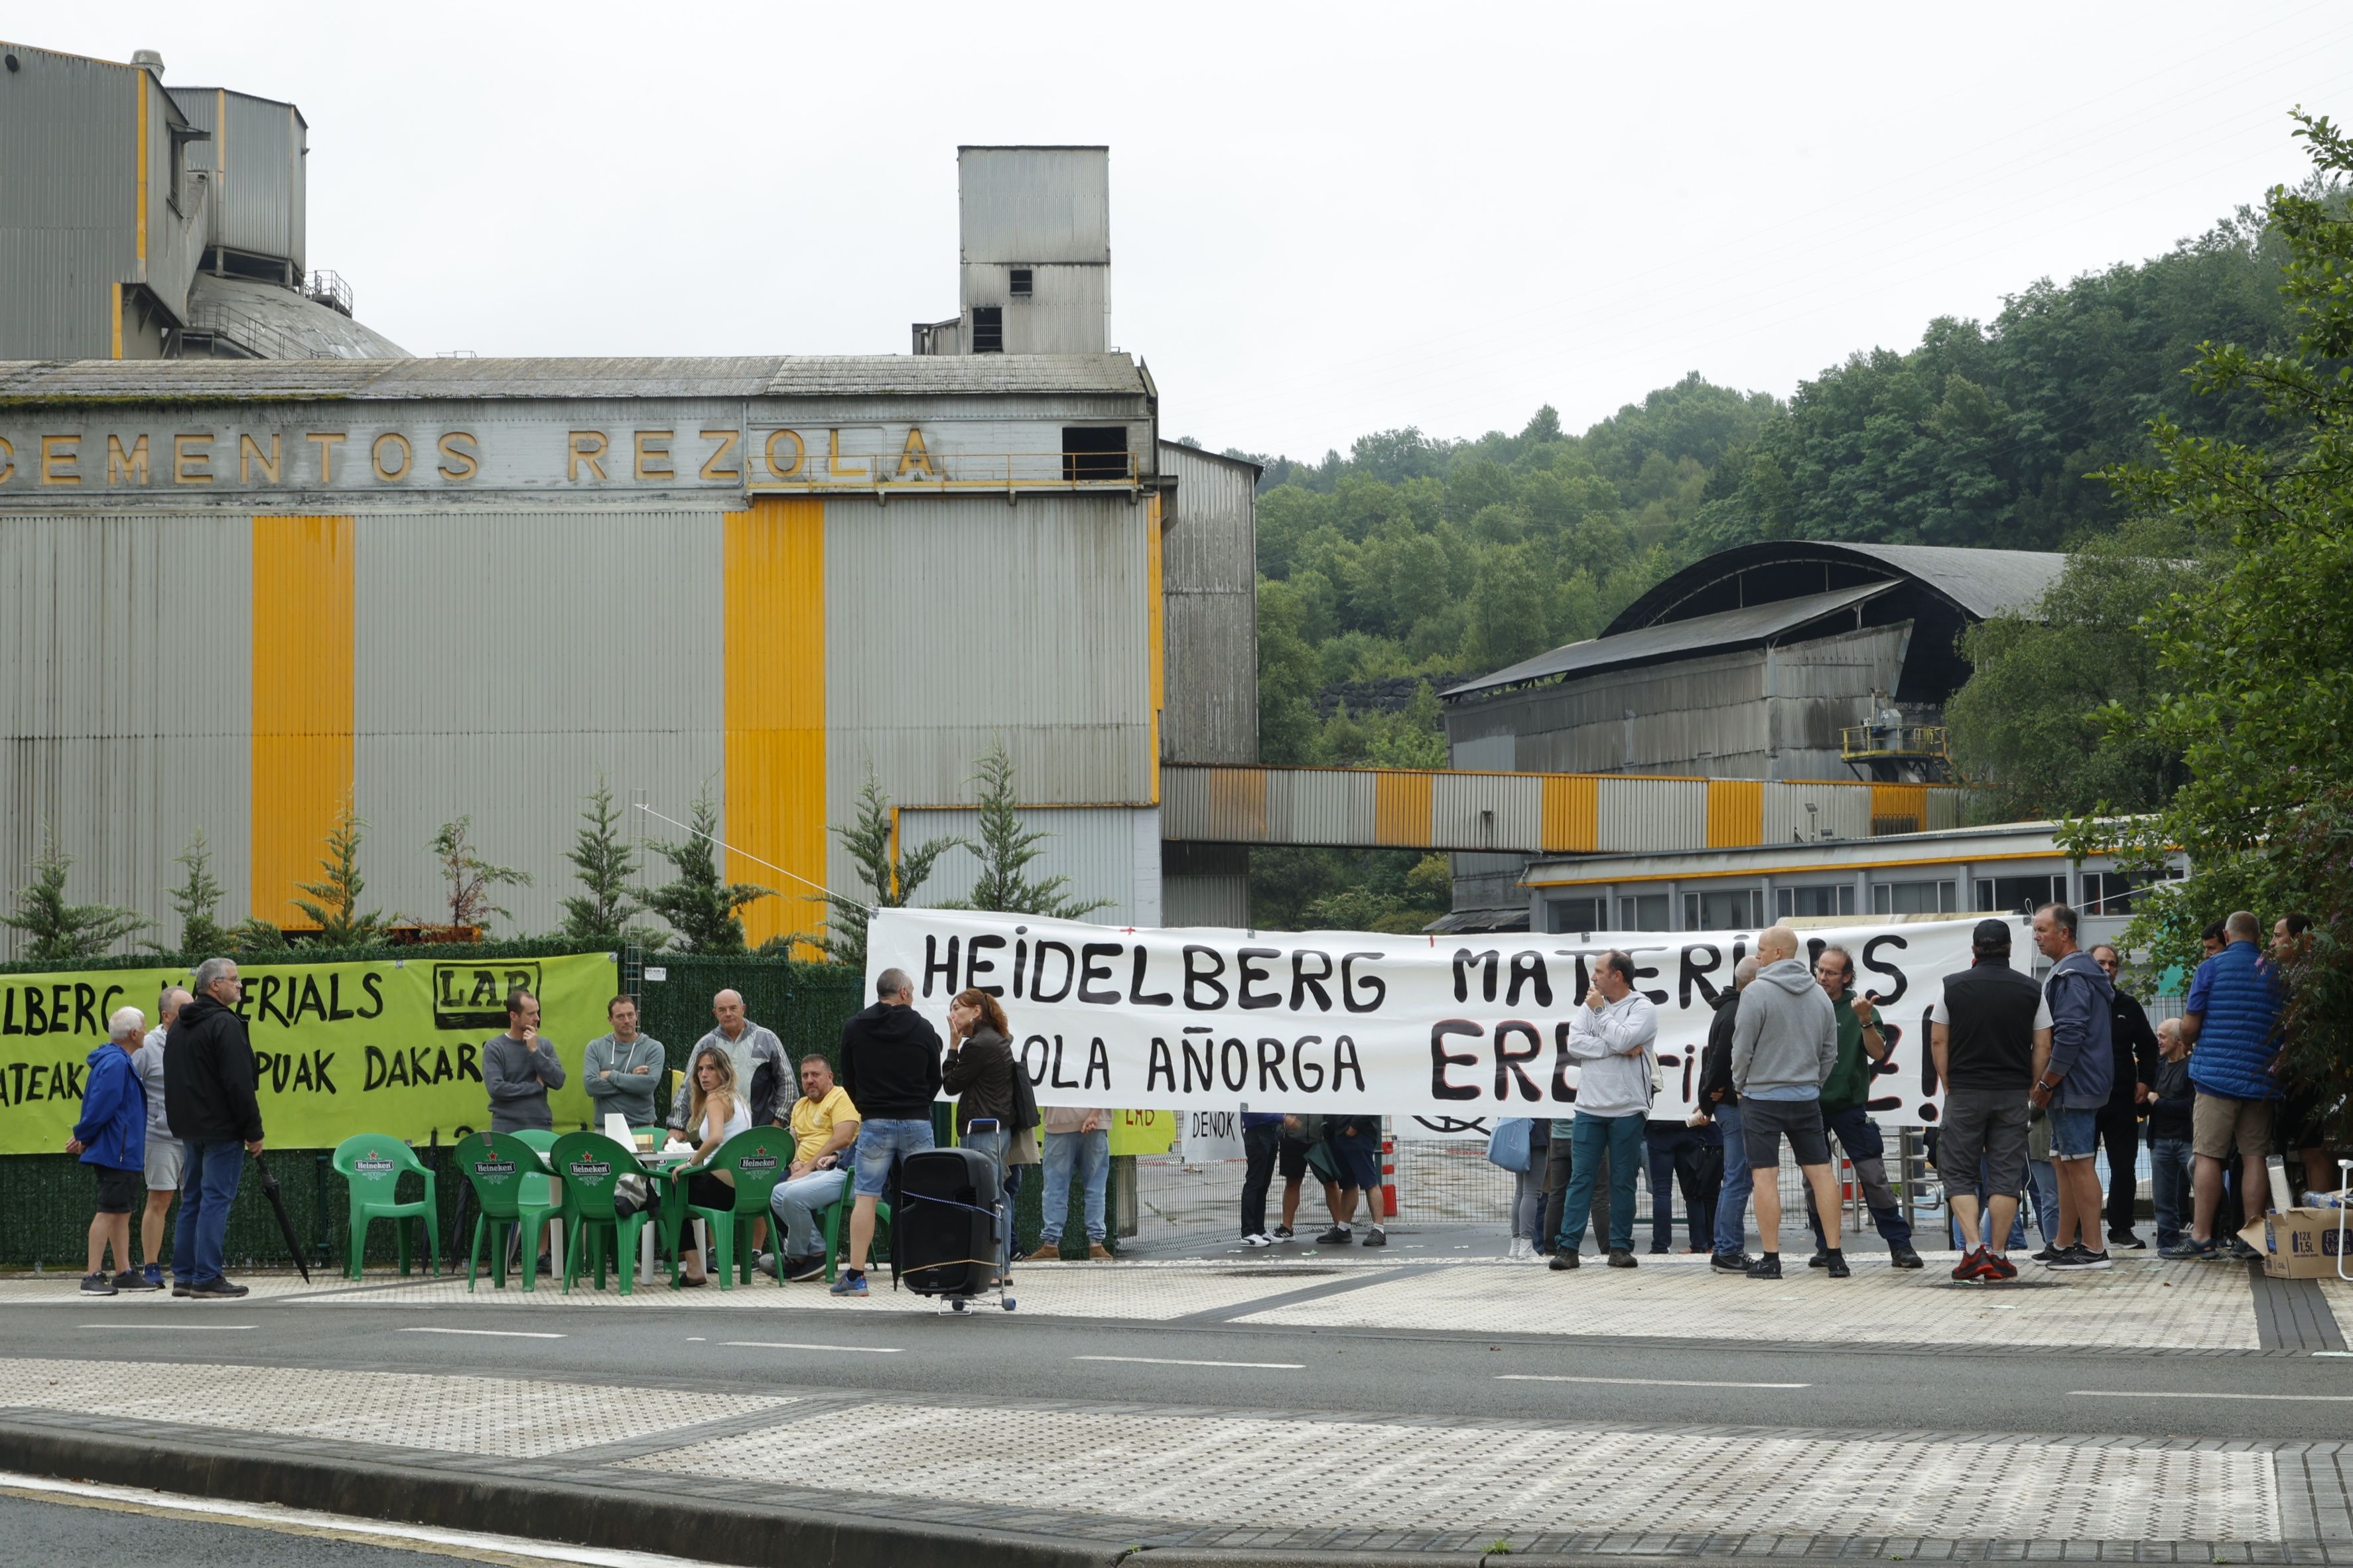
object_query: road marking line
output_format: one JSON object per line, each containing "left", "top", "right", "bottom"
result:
{"left": 2068, "top": 1390, "right": 2353, "bottom": 1402}
{"left": 77, "top": 1323, "right": 253, "bottom": 1330}
{"left": 1074, "top": 1355, "right": 1304, "bottom": 1369}
{"left": 1498, "top": 1374, "right": 1810, "bottom": 1389}
{"left": 725, "top": 1341, "right": 903, "bottom": 1354}
{"left": 399, "top": 1327, "right": 567, "bottom": 1340}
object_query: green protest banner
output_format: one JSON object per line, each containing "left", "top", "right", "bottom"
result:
{"left": 0, "top": 952, "right": 618, "bottom": 1153}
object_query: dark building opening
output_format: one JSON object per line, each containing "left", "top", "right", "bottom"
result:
{"left": 1010, "top": 268, "right": 1033, "bottom": 296}
{"left": 1061, "top": 426, "right": 1130, "bottom": 482}
{"left": 972, "top": 306, "right": 1003, "bottom": 352}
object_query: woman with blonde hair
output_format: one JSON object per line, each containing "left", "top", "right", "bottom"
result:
{"left": 675, "top": 1045, "right": 750, "bottom": 1286}
{"left": 943, "top": 987, "right": 1020, "bottom": 1281}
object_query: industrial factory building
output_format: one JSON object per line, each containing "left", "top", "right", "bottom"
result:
{"left": 0, "top": 35, "right": 1257, "bottom": 952}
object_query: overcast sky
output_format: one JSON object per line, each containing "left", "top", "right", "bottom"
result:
{"left": 48, "top": 3, "right": 2353, "bottom": 460}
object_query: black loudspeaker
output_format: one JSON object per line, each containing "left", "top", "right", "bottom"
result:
{"left": 896, "top": 1146, "right": 1000, "bottom": 1297}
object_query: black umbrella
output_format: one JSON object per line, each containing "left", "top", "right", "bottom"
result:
{"left": 257, "top": 1166, "right": 311, "bottom": 1283}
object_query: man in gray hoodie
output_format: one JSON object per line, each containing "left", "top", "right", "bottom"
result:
{"left": 1729, "top": 926, "right": 1849, "bottom": 1280}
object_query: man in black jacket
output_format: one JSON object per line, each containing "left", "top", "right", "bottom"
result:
{"left": 163, "top": 957, "right": 264, "bottom": 1299}
{"left": 1696, "top": 956, "right": 1758, "bottom": 1273}
{"left": 833, "top": 968, "right": 943, "bottom": 1297}
{"left": 2090, "top": 945, "right": 2161, "bottom": 1250}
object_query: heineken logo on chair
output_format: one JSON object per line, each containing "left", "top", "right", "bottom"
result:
{"left": 354, "top": 1155, "right": 395, "bottom": 1175}
{"left": 472, "top": 1160, "right": 517, "bottom": 1179}
{"left": 568, "top": 1159, "right": 612, "bottom": 1181}
{"left": 738, "top": 1151, "right": 780, "bottom": 1173}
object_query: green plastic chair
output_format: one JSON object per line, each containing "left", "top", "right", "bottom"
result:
{"left": 512, "top": 1129, "right": 559, "bottom": 1156}
{"left": 681, "top": 1127, "right": 796, "bottom": 1289}
{"left": 330, "top": 1135, "right": 439, "bottom": 1279}
{"left": 549, "top": 1131, "right": 655, "bottom": 1295}
{"left": 454, "top": 1130, "right": 559, "bottom": 1292}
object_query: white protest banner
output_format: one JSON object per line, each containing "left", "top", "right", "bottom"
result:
{"left": 869, "top": 909, "right": 2009, "bottom": 1125}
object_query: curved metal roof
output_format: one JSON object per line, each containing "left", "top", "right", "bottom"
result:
{"left": 1605, "top": 540, "right": 2064, "bottom": 634}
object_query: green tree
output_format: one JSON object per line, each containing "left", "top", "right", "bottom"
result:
{"left": 1, "top": 826, "right": 151, "bottom": 964}
{"left": 167, "top": 830, "right": 230, "bottom": 956}
{"left": 426, "top": 816, "right": 531, "bottom": 935}
{"left": 813, "top": 773, "right": 958, "bottom": 970}
{"left": 955, "top": 740, "right": 1109, "bottom": 920}
{"left": 558, "top": 779, "right": 657, "bottom": 948}
{"left": 293, "top": 795, "right": 385, "bottom": 944}
{"left": 645, "top": 789, "right": 772, "bottom": 954}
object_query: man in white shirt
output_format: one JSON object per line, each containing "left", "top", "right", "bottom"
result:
{"left": 1547, "top": 950, "right": 1658, "bottom": 1272}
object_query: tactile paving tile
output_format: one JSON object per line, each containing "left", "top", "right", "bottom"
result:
{"left": 1237, "top": 1252, "right": 2264, "bottom": 1350}
{"left": 0, "top": 1358, "right": 791, "bottom": 1459}
{"left": 0, "top": 1276, "right": 324, "bottom": 1307}
{"left": 623, "top": 1402, "right": 2279, "bottom": 1541}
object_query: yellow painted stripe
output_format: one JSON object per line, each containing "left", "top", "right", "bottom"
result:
{"left": 250, "top": 515, "right": 355, "bottom": 923}
{"left": 110, "top": 283, "right": 122, "bottom": 360}
{"left": 1540, "top": 775, "right": 1599, "bottom": 854}
{"left": 133, "top": 71, "right": 147, "bottom": 271}
{"left": 724, "top": 497, "right": 826, "bottom": 952}
{"left": 1706, "top": 779, "right": 1764, "bottom": 848}
{"left": 1373, "top": 770, "right": 1432, "bottom": 847}
{"left": 1208, "top": 766, "right": 1268, "bottom": 840}
{"left": 1871, "top": 783, "right": 1929, "bottom": 830}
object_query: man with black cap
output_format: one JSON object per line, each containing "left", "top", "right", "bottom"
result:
{"left": 1928, "top": 919, "right": 2050, "bottom": 1281}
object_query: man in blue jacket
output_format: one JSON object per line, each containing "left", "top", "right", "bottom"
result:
{"left": 2181, "top": 910, "right": 2285, "bottom": 1258}
{"left": 2029, "top": 903, "right": 2115, "bottom": 1270}
{"left": 68, "top": 1006, "right": 152, "bottom": 1296}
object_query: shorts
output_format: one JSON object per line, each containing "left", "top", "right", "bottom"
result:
{"left": 1276, "top": 1136, "right": 1308, "bottom": 1181}
{"left": 851, "top": 1116, "right": 935, "bottom": 1199}
{"left": 1741, "top": 1096, "right": 1830, "bottom": 1170}
{"left": 2191, "top": 1091, "right": 2275, "bottom": 1161}
{"left": 143, "top": 1136, "right": 184, "bottom": 1193}
{"left": 1937, "top": 1089, "right": 2029, "bottom": 1197}
{"left": 2049, "top": 1106, "right": 2100, "bottom": 1161}
{"left": 1329, "top": 1130, "right": 1382, "bottom": 1193}
{"left": 92, "top": 1164, "right": 141, "bottom": 1214}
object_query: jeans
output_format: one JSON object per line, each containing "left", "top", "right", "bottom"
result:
{"left": 961, "top": 1127, "right": 1013, "bottom": 1273}
{"left": 1645, "top": 1120, "right": 1719, "bottom": 1252}
{"left": 1805, "top": 1102, "right": 1914, "bottom": 1249}
{"left": 768, "top": 1168, "right": 847, "bottom": 1259}
{"left": 1557, "top": 1112, "right": 1645, "bottom": 1254}
{"left": 2151, "top": 1136, "right": 2193, "bottom": 1248}
{"left": 1543, "top": 1124, "right": 1613, "bottom": 1253}
{"left": 1241, "top": 1123, "right": 1280, "bottom": 1238}
{"left": 1710, "top": 1104, "right": 1753, "bottom": 1256}
{"left": 1041, "top": 1128, "right": 1109, "bottom": 1244}
{"left": 2095, "top": 1101, "right": 2142, "bottom": 1238}
{"left": 852, "top": 1117, "right": 935, "bottom": 1198}
{"left": 173, "top": 1138, "right": 245, "bottom": 1285}
{"left": 2026, "top": 1158, "right": 2062, "bottom": 1245}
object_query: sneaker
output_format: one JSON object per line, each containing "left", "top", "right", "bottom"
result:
{"left": 1315, "top": 1225, "right": 1352, "bottom": 1245}
{"left": 2226, "top": 1236, "right": 2259, "bottom": 1261}
{"left": 828, "top": 1270, "right": 868, "bottom": 1297}
{"left": 1242, "top": 1233, "right": 1276, "bottom": 1248}
{"left": 786, "top": 1255, "right": 827, "bottom": 1282}
{"left": 2029, "top": 1244, "right": 2062, "bottom": 1264}
{"left": 1806, "top": 1250, "right": 1832, "bottom": 1270}
{"left": 754, "top": 1252, "right": 781, "bottom": 1279}
{"left": 2109, "top": 1230, "right": 2147, "bottom": 1251}
{"left": 1548, "top": 1249, "right": 1581, "bottom": 1271}
{"left": 188, "top": 1277, "right": 249, "bottom": 1298}
{"left": 113, "top": 1270, "right": 159, "bottom": 1291}
{"left": 1010, "top": 1243, "right": 1035, "bottom": 1264}
{"left": 1505, "top": 1237, "right": 1528, "bottom": 1261}
{"left": 1273, "top": 1225, "right": 1295, "bottom": 1241}
{"left": 1606, "top": 1249, "right": 1638, "bottom": 1269}
{"left": 2047, "top": 1246, "right": 2111, "bottom": 1272}
{"left": 1952, "top": 1246, "right": 1990, "bottom": 1282}
{"left": 1983, "top": 1252, "right": 2019, "bottom": 1280}
{"left": 1888, "top": 1244, "right": 1924, "bottom": 1270}
{"left": 79, "top": 1272, "right": 116, "bottom": 1296}
{"left": 1361, "top": 1228, "right": 1387, "bottom": 1248}
{"left": 1745, "top": 1254, "right": 1783, "bottom": 1280}
{"left": 1710, "top": 1251, "right": 1754, "bottom": 1274}
{"left": 141, "top": 1263, "right": 164, "bottom": 1288}
{"left": 1824, "top": 1250, "right": 1851, "bottom": 1279}
{"left": 2159, "top": 1239, "right": 2208, "bottom": 1260}
{"left": 170, "top": 1278, "right": 192, "bottom": 1298}
{"left": 1647, "top": 1245, "right": 1669, "bottom": 1256}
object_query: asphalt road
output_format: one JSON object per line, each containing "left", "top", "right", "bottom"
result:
{"left": 15, "top": 1287, "right": 2353, "bottom": 1443}
{"left": 0, "top": 1490, "right": 525, "bottom": 1566}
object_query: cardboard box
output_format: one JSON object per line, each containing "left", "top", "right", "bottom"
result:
{"left": 2238, "top": 1207, "right": 2350, "bottom": 1279}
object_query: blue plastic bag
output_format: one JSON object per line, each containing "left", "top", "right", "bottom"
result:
{"left": 1485, "top": 1117, "right": 1533, "bottom": 1173}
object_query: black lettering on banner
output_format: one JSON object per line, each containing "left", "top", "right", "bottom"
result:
{"left": 1861, "top": 933, "right": 1911, "bottom": 1006}
{"left": 1680, "top": 943, "right": 1723, "bottom": 1009}
{"left": 1147, "top": 1038, "right": 1176, "bottom": 1092}
{"left": 255, "top": 974, "right": 283, "bottom": 1026}
{"left": 1805, "top": 937, "right": 1827, "bottom": 974}
{"left": 965, "top": 933, "right": 1007, "bottom": 995}
{"left": 1292, "top": 1036, "right": 1325, "bottom": 1092}
{"left": 1430, "top": 1020, "right": 1481, "bottom": 1100}
{"left": 1236, "top": 948, "right": 1280, "bottom": 1010}
{"left": 1, "top": 988, "right": 16, "bottom": 1033}
{"left": 1257, "top": 1037, "right": 1290, "bottom": 1092}
{"left": 1452, "top": 948, "right": 1499, "bottom": 1004}
{"left": 1030, "top": 941, "right": 1075, "bottom": 1004}
{"left": 74, "top": 982, "right": 98, "bottom": 1035}
{"left": 1341, "top": 953, "right": 1384, "bottom": 1013}
{"left": 1181, "top": 946, "right": 1229, "bottom": 1010}
{"left": 1632, "top": 952, "right": 1668, "bottom": 1008}
{"left": 25, "top": 988, "right": 46, "bottom": 1033}
{"left": 1554, "top": 949, "right": 1595, "bottom": 998}
{"left": 923, "top": 935, "right": 960, "bottom": 998}
{"left": 359, "top": 970, "right": 385, "bottom": 1019}
{"left": 1050, "top": 1035, "right": 1080, "bottom": 1088}
{"left": 1128, "top": 945, "right": 1173, "bottom": 1007}
{"left": 1494, "top": 1020, "right": 1543, "bottom": 1100}
{"left": 50, "top": 985, "right": 70, "bottom": 1033}
{"left": 1013, "top": 938, "right": 1028, "bottom": 1000}
{"left": 457, "top": 1042, "right": 480, "bottom": 1082}
{"left": 328, "top": 973, "right": 356, "bottom": 1020}
{"left": 1077, "top": 943, "right": 1121, "bottom": 1005}
{"left": 1289, "top": 950, "right": 1334, "bottom": 1012}
{"left": 1021, "top": 1034, "right": 1051, "bottom": 1084}
{"left": 102, "top": 984, "right": 123, "bottom": 1031}
{"left": 1332, "top": 1035, "right": 1365, "bottom": 1093}
{"left": 1085, "top": 1037, "right": 1110, "bottom": 1090}
{"left": 1220, "top": 1037, "right": 1248, "bottom": 1091}
{"left": 1505, "top": 952, "right": 1551, "bottom": 1009}
{"left": 1552, "top": 1021, "right": 1578, "bottom": 1102}
{"left": 365, "top": 1046, "right": 387, "bottom": 1091}
{"left": 1181, "top": 1029, "right": 1216, "bottom": 1092}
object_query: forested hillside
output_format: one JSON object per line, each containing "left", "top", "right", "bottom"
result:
{"left": 1223, "top": 202, "right": 2303, "bottom": 929}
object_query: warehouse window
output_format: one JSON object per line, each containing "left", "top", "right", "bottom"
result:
{"left": 973, "top": 306, "right": 1003, "bottom": 352}
{"left": 1619, "top": 893, "right": 1669, "bottom": 931}
{"left": 1061, "top": 426, "right": 1130, "bottom": 482}
{"left": 1010, "top": 268, "right": 1034, "bottom": 296}
{"left": 1546, "top": 896, "right": 1605, "bottom": 935}
{"left": 1871, "top": 878, "right": 1957, "bottom": 916}
{"left": 1684, "top": 887, "right": 1765, "bottom": 932}
{"left": 1972, "top": 874, "right": 2059, "bottom": 916}
{"left": 1775, "top": 883, "right": 1855, "bottom": 920}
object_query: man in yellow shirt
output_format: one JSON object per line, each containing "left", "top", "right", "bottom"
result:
{"left": 760, "top": 1055, "right": 862, "bottom": 1281}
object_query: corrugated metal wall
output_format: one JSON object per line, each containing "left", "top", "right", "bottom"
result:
{"left": 1598, "top": 775, "right": 1707, "bottom": 852}
{"left": 898, "top": 805, "right": 1158, "bottom": 927}
{"left": 170, "top": 88, "right": 306, "bottom": 273}
{"left": 352, "top": 507, "right": 726, "bottom": 935}
{"left": 1763, "top": 778, "right": 1872, "bottom": 843}
{"left": 0, "top": 44, "right": 138, "bottom": 358}
{"left": 958, "top": 148, "right": 1109, "bottom": 263}
{"left": 0, "top": 511, "right": 251, "bottom": 957}
{"left": 141, "top": 71, "right": 204, "bottom": 326}
{"left": 1158, "top": 444, "right": 1257, "bottom": 766}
